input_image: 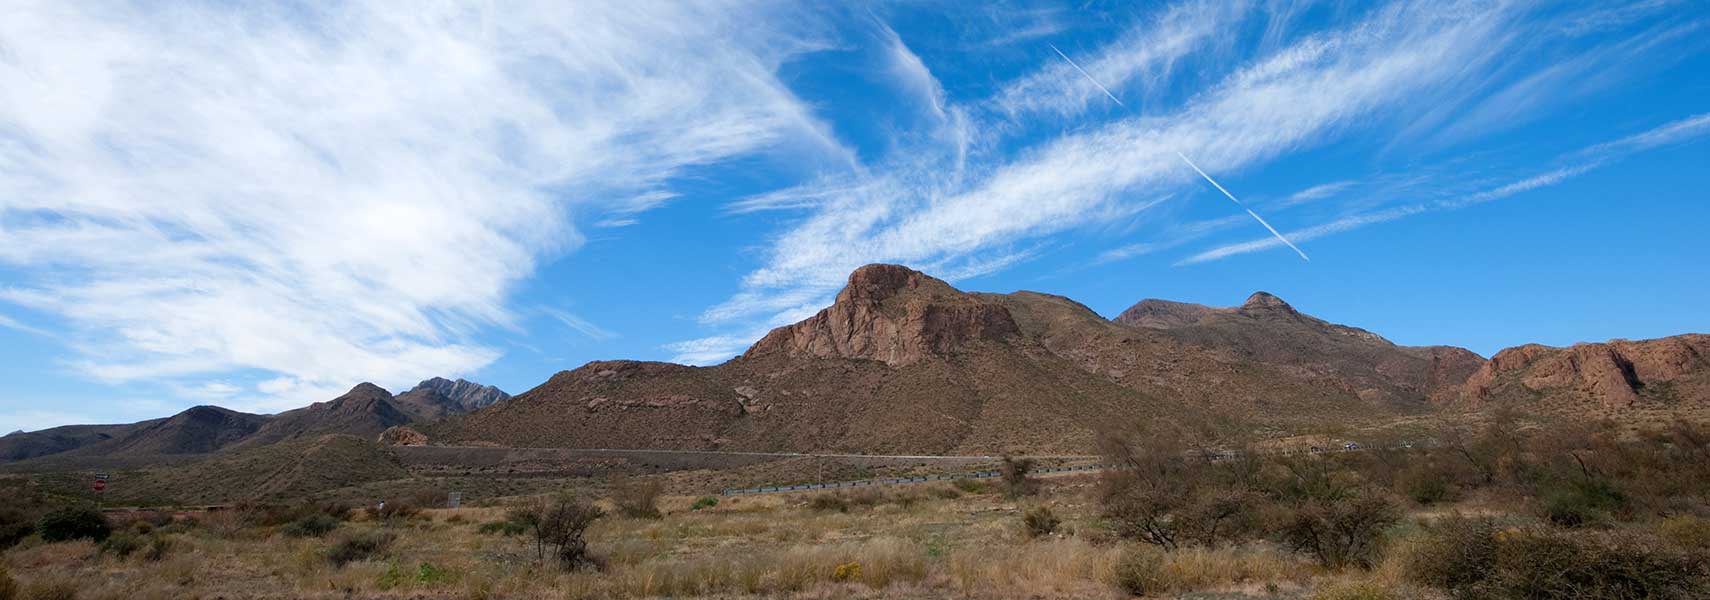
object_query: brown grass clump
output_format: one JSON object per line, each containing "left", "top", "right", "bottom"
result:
{"left": 1022, "top": 505, "right": 1059, "bottom": 538}
{"left": 1310, "top": 580, "right": 1400, "bottom": 600}
{"left": 1409, "top": 515, "right": 1709, "bottom": 599}
{"left": 17, "top": 576, "right": 78, "bottom": 600}
{"left": 611, "top": 477, "right": 664, "bottom": 520}
{"left": 0, "top": 564, "right": 17, "bottom": 600}
{"left": 325, "top": 529, "right": 395, "bottom": 567}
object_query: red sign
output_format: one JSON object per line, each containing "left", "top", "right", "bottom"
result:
{"left": 92, "top": 479, "right": 106, "bottom": 492}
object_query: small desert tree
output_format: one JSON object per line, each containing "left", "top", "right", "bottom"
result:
{"left": 1000, "top": 455, "right": 1038, "bottom": 499}
{"left": 515, "top": 495, "right": 604, "bottom": 570}
{"left": 1103, "top": 425, "right": 1195, "bottom": 550}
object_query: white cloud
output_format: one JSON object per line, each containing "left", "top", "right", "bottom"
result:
{"left": 0, "top": 313, "right": 53, "bottom": 338}
{"left": 1283, "top": 180, "right": 1357, "bottom": 206}
{"left": 542, "top": 308, "right": 616, "bottom": 342}
{"left": 1177, "top": 206, "right": 1425, "bottom": 265}
{"left": 0, "top": 0, "right": 843, "bottom": 411}
{"left": 664, "top": 333, "right": 767, "bottom": 366}
{"left": 1182, "top": 111, "right": 1710, "bottom": 264}
{"left": 695, "top": 1, "right": 1522, "bottom": 341}
{"left": 991, "top": 2, "right": 1244, "bottom": 120}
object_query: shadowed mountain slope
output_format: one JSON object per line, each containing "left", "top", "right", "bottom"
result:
{"left": 2, "top": 379, "right": 506, "bottom": 466}
{"left": 426, "top": 265, "right": 1490, "bottom": 454}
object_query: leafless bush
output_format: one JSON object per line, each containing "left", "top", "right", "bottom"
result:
{"left": 1411, "top": 516, "right": 1708, "bottom": 599}
{"left": 1271, "top": 491, "right": 1398, "bottom": 569}
{"left": 610, "top": 477, "right": 663, "bottom": 519}
{"left": 515, "top": 495, "right": 604, "bottom": 570}
{"left": 1000, "top": 455, "right": 1038, "bottom": 498}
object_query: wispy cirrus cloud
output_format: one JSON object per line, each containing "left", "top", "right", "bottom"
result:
{"left": 678, "top": 1, "right": 1529, "bottom": 362}
{"left": 0, "top": 0, "right": 843, "bottom": 411}
{"left": 1182, "top": 112, "right": 1710, "bottom": 264}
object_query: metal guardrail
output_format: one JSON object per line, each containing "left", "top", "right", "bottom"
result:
{"left": 721, "top": 464, "right": 1107, "bottom": 496}
{"left": 721, "top": 440, "right": 1434, "bottom": 496}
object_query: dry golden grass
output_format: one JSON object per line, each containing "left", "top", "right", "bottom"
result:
{"left": 3, "top": 482, "right": 1415, "bottom": 599}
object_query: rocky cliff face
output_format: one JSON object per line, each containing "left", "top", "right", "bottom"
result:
{"left": 744, "top": 264, "right": 1020, "bottom": 366}
{"left": 1457, "top": 335, "right": 1709, "bottom": 409}
{"left": 410, "top": 377, "right": 509, "bottom": 410}
{"left": 390, "top": 378, "right": 510, "bottom": 421}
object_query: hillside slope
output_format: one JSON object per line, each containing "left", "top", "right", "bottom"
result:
{"left": 1, "top": 379, "right": 506, "bottom": 465}
{"left": 1447, "top": 334, "right": 1710, "bottom": 413}
{"left": 427, "top": 264, "right": 1480, "bottom": 453}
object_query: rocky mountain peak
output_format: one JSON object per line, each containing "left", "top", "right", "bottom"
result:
{"left": 841, "top": 263, "right": 959, "bottom": 303}
{"left": 1113, "top": 299, "right": 1216, "bottom": 329}
{"left": 343, "top": 382, "right": 392, "bottom": 400}
{"left": 1240, "top": 291, "right": 1294, "bottom": 311}
{"left": 406, "top": 377, "right": 509, "bottom": 410}
{"left": 744, "top": 264, "right": 1019, "bottom": 366}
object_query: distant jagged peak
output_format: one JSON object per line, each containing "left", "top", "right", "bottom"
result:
{"left": 404, "top": 376, "right": 510, "bottom": 410}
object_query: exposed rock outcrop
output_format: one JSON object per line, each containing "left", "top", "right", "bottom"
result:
{"left": 1458, "top": 335, "right": 1709, "bottom": 409}
{"left": 378, "top": 425, "right": 429, "bottom": 446}
{"left": 744, "top": 264, "right": 1020, "bottom": 366}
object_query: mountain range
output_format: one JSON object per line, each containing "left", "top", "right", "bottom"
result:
{"left": 0, "top": 378, "right": 509, "bottom": 463}
{"left": 5, "top": 263, "right": 1706, "bottom": 464}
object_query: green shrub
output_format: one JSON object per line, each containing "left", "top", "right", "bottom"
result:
{"left": 478, "top": 520, "right": 525, "bottom": 536}
{"left": 1022, "top": 505, "right": 1060, "bottom": 538}
{"left": 1112, "top": 548, "right": 1166, "bottom": 596}
{"left": 143, "top": 535, "right": 173, "bottom": 562}
{"left": 100, "top": 532, "right": 143, "bottom": 558}
{"left": 282, "top": 514, "right": 342, "bottom": 538}
{"left": 690, "top": 496, "right": 719, "bottom": 511}
{"left": 37, "top": 507, "right": 110, "bottom": 543}
{"left": 951, "top": 478, "right": 988, "bottom": 494}
{"left": 1399, "top": 467, "right": 1455, "bottom": 505}
{"left": 929, "top": 485, "right": 962, "bottom": 499}
{"left": 0, "top": 518, "right": 34, "bottom": 550}
{"left": 326, "top": 530, "right": 395, "bottom": 567}
{"left": 1410, "top": 517, "right": 1708, "bottom": 599}
{"left": 807, "top": 494, "right": 851, "bottom": 513}
{"left": 380, "top": 562, "right": 453, "bottom": 589}
{"left": 1539, "top": 478, "right": 1626, "bottom": 528}
{"left": 0, "top": 564, "right": 17, "bottom": 600}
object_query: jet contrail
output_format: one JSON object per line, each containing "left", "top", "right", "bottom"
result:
{"left": 1175, "top": 151, "right": 1310, "bottom": 261}
{"left": 1048, "top": 43, "right": 1124, "bottom": 107}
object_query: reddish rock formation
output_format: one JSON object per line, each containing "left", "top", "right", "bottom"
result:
{"left": 378, "top": 425, "right": 429, "bottom": 446}
{"left": 744, "top": 264, "right": 1020, "bottom": 366}
{"left": 1458, "top": 334, "right": 1709, "bottom": 409}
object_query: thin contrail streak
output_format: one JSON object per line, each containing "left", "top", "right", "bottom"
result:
{"left": 1048, "top": 43, "right": 1124, "bottom": 107}
{"left": 1175, "top": 151, "right": 1310, "bottom": 261}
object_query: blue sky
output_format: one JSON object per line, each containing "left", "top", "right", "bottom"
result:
{"left": 2, "top": 1, "right": 1708, "bottom": 431}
